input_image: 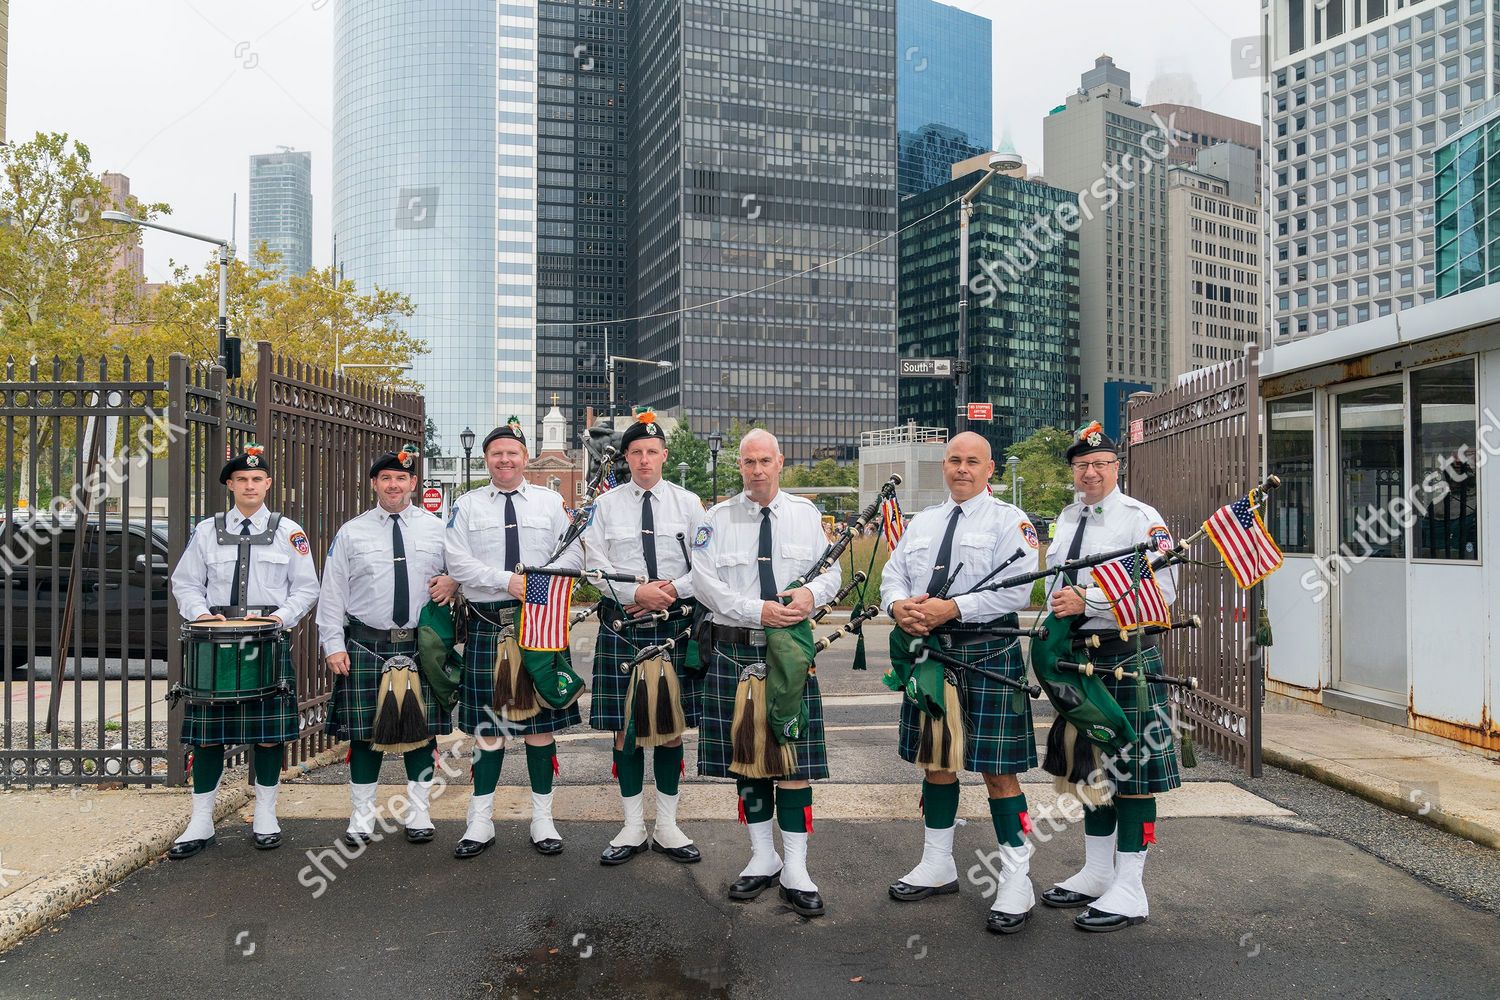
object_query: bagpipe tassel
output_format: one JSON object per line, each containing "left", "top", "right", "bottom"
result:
{"left": 1180, "top": 726, "right": 1199, "bottom": 769}
{"left": 1255, "top": 596, "right": 1274, "bottom": 648}
{"left": 850, "top": 629, "right": 868, "bottom": 672}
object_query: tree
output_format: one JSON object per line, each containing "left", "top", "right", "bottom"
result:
{"left": 994, "top": 425, "right": 1075, "bottom": 518}
{"left": 424, "top": 416, "right": 443, "bottom": 458}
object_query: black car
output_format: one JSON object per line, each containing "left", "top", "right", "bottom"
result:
{"left": 0, "top": 513, "right": 172, "bottom": 668}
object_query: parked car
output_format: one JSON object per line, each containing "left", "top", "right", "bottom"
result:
{"left": 0, "top": 512, "right": 172, "bottom": 667}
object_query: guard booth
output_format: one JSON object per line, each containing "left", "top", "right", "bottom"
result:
{"left": 858, "top": 423, "right": 949, "bottom": 515}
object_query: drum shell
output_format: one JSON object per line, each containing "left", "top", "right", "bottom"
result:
{"left": 180, "top": 619, "right": 284, "bottom": 703}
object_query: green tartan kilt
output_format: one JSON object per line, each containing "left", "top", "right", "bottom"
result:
{"left": 325, "top": 631, "right": 454, "bottom": 741}
{"left": 896, "top": 637, "right": 1037, "bottom": 775}
{"left": 457, "top": 602, "right": 580, "bottom": 737}
{"left": 697, "top": 641, "right": 828, "bottom": 781}
{"left": 589, "top": 603, "right": 702, "bottom": 732}
{"left": 180, "top": 639, "right": 298, "bottom": 747}
{"left": 1092, "top": 644, "right": 1182, "bottom": 795}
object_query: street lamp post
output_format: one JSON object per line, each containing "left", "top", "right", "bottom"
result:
{"left": 1015, "top": 475, "right": 1024, "bottom": 510}
{"left": 607, "top": 355, "right": 674, "bottom": 416}
{"left": 707, "top": 430, "right": 723, "bottom": 503}
{"left": 100, "top": 211, "right": 239, "bottom": 377}
{"left": 460, "top": 426, "right": 476, "bottom": 495}
{"left": 677, "top": 461, "right": 689, "bottom": 489}
{"left": 955, "top": 147, "right": 1023, "bottom": 433}
{"left": 1006, "top": 455, "right": 1020, "bottom": 505}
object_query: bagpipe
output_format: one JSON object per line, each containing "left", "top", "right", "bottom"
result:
{"left": 728, "top": 474, "right": 902, "bottom": 779}
{"left": 1029, "top": 474, "right": 1283, "bottom": 797}
{"left": 541, "top": 443, "right": 619, "bottom": 566}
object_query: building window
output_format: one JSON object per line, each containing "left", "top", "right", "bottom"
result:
{"left": 1268, "top": 394, "right": 1316, "bottom": 555}
{"left": 1411, "top": 359, "right": 1478, "bottom": 560}
{"left": 1337, "top": 382, "right": 1405, "bottom": 558}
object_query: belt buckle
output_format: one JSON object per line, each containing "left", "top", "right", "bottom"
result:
{"left": 391, "top": 627, "right": 413, "bottom": 642}
{"left": 749, "top": 629, "right": 767, "bottom": 648}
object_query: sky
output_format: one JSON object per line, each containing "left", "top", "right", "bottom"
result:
{"left": 10, "top": 1, "right": 1262, "bottom": 284}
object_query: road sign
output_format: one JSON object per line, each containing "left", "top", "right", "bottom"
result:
{"left": 421, "top": 486, "right": 444, "bottom": 514}
{"left": 966, "top": 402, "right": 993, "bottom": 421}
{"left": 898, "top": 358, "right": 954, "bottom": 378}
{"left": 1130, "top": 418, "right": 1144, "bottom": 445}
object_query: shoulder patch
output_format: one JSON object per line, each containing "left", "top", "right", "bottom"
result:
{"left": 289, "top": 530, "right": 310, "bottom": 556}
{"left": 1149, "top": 524, "right": 1173, "bottom": 553}
{"left": 692, "top": 524, "right": 713, "bottom": 550}
{"left": 1020, "top": 521, "right": 1039, "bottom": 549}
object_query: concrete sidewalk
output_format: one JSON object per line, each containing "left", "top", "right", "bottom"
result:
{"left": 1262, "top": 707, "right": 1500, "bottom": 849}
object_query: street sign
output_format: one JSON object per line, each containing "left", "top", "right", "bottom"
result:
{"left": 966, "top": 402, "right": 993, "bottom": 421}
{"left": 1130, "top": 418, "right": 1144, "bottom": 445}
{"left": 421, "top": 486, "right": 444, "bottom": 514}
{"left": 898, "top": 358, "right": 954, "bottom": 378}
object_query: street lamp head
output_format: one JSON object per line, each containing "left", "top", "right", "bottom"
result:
{"left": 707, "top": 431, "right": 723, "bottom": 453}
{"left": 657, "top": 361, "right": 674, "bottom": 369}
{"left": 989, "top": 150, "right": 1023, "bottom": 173}
{"left": 99, "top": 210, "right": 136, "bottom": 225}
{"left": 460, "top": 426, "right": 476, "bottom": 452}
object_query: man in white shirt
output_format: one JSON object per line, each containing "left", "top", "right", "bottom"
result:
{"left": 167, "top": 443, "right": 319, "bottom": 859}
{"left": 691, "top": 429, "right": 841, "bottom": 918}
{"left": 583, "top": 411, "right": 707, "bottom": 867}
{"left": 881, "top": 431, "right": 1043, "bottom": 935}
{"left": 318, "top": 446, "right": 459, "bottom": 848}
{"left": 445, "top": 419, "right": 583, "bottom": 860}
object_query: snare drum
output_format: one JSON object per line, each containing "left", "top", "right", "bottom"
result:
{"left": 178, "top": 617, "right": 285, "bottom": 704}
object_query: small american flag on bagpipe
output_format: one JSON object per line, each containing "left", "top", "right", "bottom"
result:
{"left": 520, "top": 573, "right": 575, "bottom": 651}
{"left": 1092, "top": 552, "right": 1172, "bottom": 630}
{"left": 880, "top": 494, "right": 904, "bottom": 552}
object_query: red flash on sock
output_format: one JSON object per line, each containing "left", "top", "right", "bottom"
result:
{"left": 552, "top": 755, "right": 560, "bottom": 776}
{"left": 737, "top": 797, "right": 747, "bottom": 825}
{"left": 1020, "top": 811, "right": 1033, "bottom": 835}
{"left": 1142, "top": 822, "right": 1157, "bottom": 845}
{"left": 680, "top": 760, "right": 686, "bottom": 777}
{"left": 611, "top": 761, "right": 618, "bottom": 779}
{"left": 804, "top": 806, "right": 814, "bottom": 834}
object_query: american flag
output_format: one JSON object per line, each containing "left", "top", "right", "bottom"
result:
{"left": 1206, "top": 491, "right": 1284, "bottom": 590}
{"left": 520, "top": 573, "right": 575, "bottom": 651}
{"left": 1092, "top": 553, "right": 1171, "bottom": 630}
{"left": 881, "top": 495, "right": 905, "bottom": 552}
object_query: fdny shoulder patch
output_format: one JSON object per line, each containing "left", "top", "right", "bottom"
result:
{"left": 1020, "top": 521, "right": 1039, "bottom": 549}
{"left": 289, "top": 530, "right": 310, "bottom": 556}
{"left": 1149, "top": 524, "right": 1173, "bottom": 553}
{"left": 692, "top": 524, "right": 713, "bottom": 550}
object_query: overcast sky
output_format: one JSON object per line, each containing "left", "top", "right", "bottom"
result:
{"left": 10, "top": 1, "right": 1261, "bottom": 283}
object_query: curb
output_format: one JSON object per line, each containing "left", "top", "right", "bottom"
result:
{"left": 0, "top": 743, "right": 348, "bottom": 954}
{"left": 1262, "top": 746, "right": 1500, "bottom": 851}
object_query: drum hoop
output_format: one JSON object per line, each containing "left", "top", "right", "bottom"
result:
{"left": 181, "top": 617, "right": 283, "bottom": 640}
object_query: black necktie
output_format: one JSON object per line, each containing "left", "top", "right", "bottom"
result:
{"left": 757, "top": 507, "right": 777, "bottom": 600}
{"left": 502, "top": 491, "right": 521, "bottom": 573}
{"left": 230, "top": 519, "right": 252, "bottom": 608}
{"left": 1063, "top": 508, "right": 1090, "bottom": 585}
{"left": 392, "top": 514, "right": 410, "bottom": 627}
{"left": 924, "top": 505, "right": 963, "bottom": 596}
{"left": 641, "top": 490, "right": 659, "bottom": 580}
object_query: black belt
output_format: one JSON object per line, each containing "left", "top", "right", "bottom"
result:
{"left": 1079, "top": 631, "right": 1157, "bottom": 658}
{"left": 467, "top": 601, "right": 520, "bottom": 630}
{"left": 707, "top": 623, "right": 766, "bottom": 648}
{"left": 346, "top": 620, "right": 417, "bottom": 645}
{"left": 210, "top": 605, "right": 276, "bottom": 619}
{"left": 935, "top": 613, "right": 1019, "bottom": 648}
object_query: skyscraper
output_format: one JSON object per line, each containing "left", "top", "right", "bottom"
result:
{"left": 248, "top": 149, "right": 313, "bottom": 278}
{"left": 0, "top": 0, "right": 9, "bottom": 142}
{"left": 333, "top": 0, "right": 537, "bottom": 449}
{"left": 631, "top": 0, "right": 899, "bottom": 462}
{"left": 897, "top": 0, "right": 992, "bottom": 198}
{"left": 899, "top": 169, "right": 1080, "bottom": 455}
{"left": 1263, "top": 0, "right": 1497, "bottom": 342}
{"left": 100, "top": 172, "right": 145, "bottom": 295}
{"left": 1042, "top": 55, "right": 1172, "bottom": 437}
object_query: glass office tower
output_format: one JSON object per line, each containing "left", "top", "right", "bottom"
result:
{"left": 248, "top": 150, "right": 313, "bottom": 278}
{"left": 897, "top": 0, "right": 992, "bottom": 198}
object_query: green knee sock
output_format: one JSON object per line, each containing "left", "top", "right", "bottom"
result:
{"left": 403, "top": 740, "right": 437, "bottom": 782}
{"left": 736, "top": 778, "right": 775, "bottom": 824}
{"left": 613, "top": 746, "right": 645, "bottom": 797}
{"left": 348, "top": 740, "right": 383, "bottom": 784}
{"left": 775, "top": 786, "right": 814, "bottom": 834}
{"left": 253, "top": 744, "right": 283, "bottom": 786}
{"left": 1083, "top": 802, "right": 1118, "bottom": 836}
{"left": 653, "top": 744, "right": 684, "bottom": 795}
{"left": 471, "top": 746, "right": 504, "bottom": 796}
{"left": 525, "top": 742, "right": 556, "bottom": 794}
{"left": 922, "top": 779, "right": 960, "bottom": 830}
{"left": 988, "top": 793, "right": 1029, "bottom": 848}
{"left": 1115, "top": 797, "right": 1157, "bottom": 853}
{"left": 191, "top": 745, "right": 225, "bottom": 794}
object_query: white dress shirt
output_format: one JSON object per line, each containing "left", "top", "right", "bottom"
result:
{"left": 582, "top": 477, "right": 705, "bottom": 606}
{"left": 444, "top": 480, "right": 581, "bottom": 603}
{"left": 1046, "top": 486, "right": 1177, "bottom": 630}
{"left": 170, "top": 505, "right": 320, "bottom": 626}
{"left": 881, "top": 492, "right": 1039, "bottom": 623}
{"left": 691, "top": 489, "right": 842, "bottom": 628}
{"left": 317, "top": 502, "right": 447, "bottom": 656}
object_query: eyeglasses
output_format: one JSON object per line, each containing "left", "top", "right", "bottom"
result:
{"left": 1070, "top": 459, "right": 1118, "bottom": 472}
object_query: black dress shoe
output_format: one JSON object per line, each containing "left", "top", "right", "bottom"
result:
{"left": 1041, "top": 887, "right": 1098, "bottom": 909}
{"left": 728, "top": 870, "right": 782, "bottom": 901}
{"left": 651, "top": 841, "right": 702, "bottom": 864}
{"left": 986, "top": 908, "right": 1032, "bottom": 935}
{"left": 779, "top": 885, "right": 826, "bottom": 918}
{"left": 252, "top": 832, "right": 282, "bottom": 851}
{"left": 889, "top": 879, "right": 959, "bottom": 902}
{"left": 453, "top": 837, "right": 493, "bottom": 859}
{"left": 600, "top": 841, "right": 649, "bottom": 866}
{"left": 167, "top": 836, "right": 215, "bottom": 861}
{"left": 342, "top": 832, "right": 371, "bottom": 848}
{"left": 531, "top": 837, "right": 564, "bottom": 856}
{"left": 1074, "top": 907, "right": 1147, "bottom": 933}
{"left": 405, "top": 827, "right": 435, "bottom": 844}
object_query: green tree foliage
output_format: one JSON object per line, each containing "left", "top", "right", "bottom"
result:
{"left": 994, "top": 425, "right": 1075, "bottom": 519}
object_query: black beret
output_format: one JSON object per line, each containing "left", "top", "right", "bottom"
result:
{"left": 482, "top": 417, "right": 526, "bottom": 451}
{"left": 1064, "top": 421, "right": 1119, "bottom": 464}
{"left": 369, "top": 444, "right": 420, "bottom": 479}
{"left": 220, "top": 443, "right": 271, "bottom": 484}
{"left": 620, "top": 412, "right": 666, "bottom": 451}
